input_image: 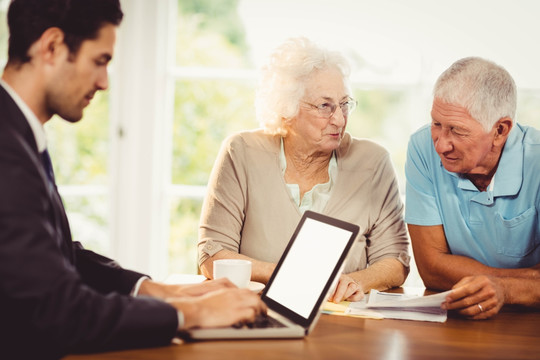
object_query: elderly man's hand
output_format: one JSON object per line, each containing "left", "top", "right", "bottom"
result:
{"left": 442, "top": 275, "right": 505, "bottom": 320}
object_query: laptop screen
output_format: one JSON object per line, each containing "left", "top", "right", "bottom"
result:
{"left": 262, "top": 211, "right": 359, "bottom": 326}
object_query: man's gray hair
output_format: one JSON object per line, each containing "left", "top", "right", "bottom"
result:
{"left": 434, "top": 57, "right": 516, "bottom": 132}
{"left": 255, "top": 37, "right": 351, "bottom": 136}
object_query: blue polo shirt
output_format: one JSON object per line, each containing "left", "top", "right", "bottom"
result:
{"left": 405, "top": 123, "right": 540, "bottom": 268}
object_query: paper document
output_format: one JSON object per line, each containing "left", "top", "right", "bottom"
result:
{"left": 322, "top": 301, "right": 384, "bottom": 319}
{"left": 345, "top": 289, "right": 452, "bottom": 323}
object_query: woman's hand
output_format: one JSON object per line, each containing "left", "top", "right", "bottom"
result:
{"left": 328, "top": 274, "right": 364, "bottom": 303}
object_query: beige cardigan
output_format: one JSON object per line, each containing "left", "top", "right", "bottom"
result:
{"left": 198, "top": 130, "right": 409, "bottom": 273}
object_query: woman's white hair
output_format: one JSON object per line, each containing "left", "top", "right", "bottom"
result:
{"left": 255, "top": 37, "right": 351, "bottom": 136}
{"left": 434, "top": 57, "right": 516, "bottom": 132}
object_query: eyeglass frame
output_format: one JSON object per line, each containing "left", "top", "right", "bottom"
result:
{"left": 301, "top": 97, "right": 358, "bottom": 118}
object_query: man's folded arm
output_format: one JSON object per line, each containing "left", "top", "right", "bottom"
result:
{"left": 409, "top": 223, "right": 540, "bottom": 307}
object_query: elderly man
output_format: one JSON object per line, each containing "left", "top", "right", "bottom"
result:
{"left": 405, "top": 57, "right": 540, "bottom": 320}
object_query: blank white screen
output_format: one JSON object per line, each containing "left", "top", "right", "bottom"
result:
{"left": 265, "top": 218, "right": 353, "bottom": 318}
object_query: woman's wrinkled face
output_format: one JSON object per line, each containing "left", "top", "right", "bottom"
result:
{"left": 286, "top": 68, "right": 351, "bottom": 154}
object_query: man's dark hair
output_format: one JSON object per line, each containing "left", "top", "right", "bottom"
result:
{"left": 7, "top": 0, "right": 123, "bottom": 64}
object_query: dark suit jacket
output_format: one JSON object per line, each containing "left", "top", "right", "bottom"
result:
{"left": 0, "top": 86, "right": 178, "bottom": 359}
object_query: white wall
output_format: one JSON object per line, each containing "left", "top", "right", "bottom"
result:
{"left": 109, "top": 0, "right": 540, "bottom": 282}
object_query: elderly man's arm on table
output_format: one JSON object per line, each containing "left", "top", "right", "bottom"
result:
{"left": 408, "top": 224, "right": 540, "bottom": 319}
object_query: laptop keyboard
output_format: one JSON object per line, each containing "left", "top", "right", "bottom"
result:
{"left": 232, "top": 314, "right": 287, "bottom": 329}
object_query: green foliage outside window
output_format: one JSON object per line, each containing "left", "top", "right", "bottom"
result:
{"left": 172, "top": 80, "right": 257, "bottom": 185}
{"left": 169, "top": 0, "right": 255, "bottom": 273}
{"left": 168, "top": 0, "right": 413, "bottom": 274}
{"left": 3, "top": 0, "right": 538, "bottom": 276}
{"left": 46, "top": 91, "right": 111, "bottom": 255}
{"left": 176, "top": 0, "right": 248, "bottom": 67}
{"left": 168, "top": 198, "right": 203, "bottom": 274}
{"left": 46, "top": 91, "right": 110, "bottom": 186}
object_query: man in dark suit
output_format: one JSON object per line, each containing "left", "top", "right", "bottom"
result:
{"left": 0, "top": 1, "right": 265, "bottom": 358}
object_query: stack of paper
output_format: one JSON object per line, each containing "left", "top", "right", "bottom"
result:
{"left": 345, "top": 289, "right": 452, "bottom": 323}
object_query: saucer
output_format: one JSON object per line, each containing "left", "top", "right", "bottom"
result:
{"left": 248, "top": 281, "right": 265, "bottom": 293}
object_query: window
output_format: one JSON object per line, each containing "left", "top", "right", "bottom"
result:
{"left": 2, "top": 0, "right": 540, "bottom": 287}
{"left": 166, "top": 0, "right": 420, "bottom": 277}
{"left": 166, "top": 0, "right": 540, "bottom": 287}
{"left": 47, "top": 94, "right": 112, "bottom": 255}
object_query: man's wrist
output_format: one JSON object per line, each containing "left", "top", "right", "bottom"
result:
{"left": 131, "top": 276, "right": 150, "bottom": 297}
{"left": 170, "top": 300, "right": 198, "bottom": 330}
{"left": 495, "top": 276, "right": 513, "bottom": 305}
{"left": 177, "top": 310, "right": 185, "bottom": 330}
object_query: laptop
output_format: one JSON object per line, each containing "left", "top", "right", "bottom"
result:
{"left": 181, "top": 210, "right": 359, "bottom": 340}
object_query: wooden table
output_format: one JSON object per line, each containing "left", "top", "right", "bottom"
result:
{"left": 64, "top": 305, "right": 540, "bottom": 360}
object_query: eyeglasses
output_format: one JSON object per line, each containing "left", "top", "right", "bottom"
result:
{"left": 302, "top": 97, "right": 357, "bottom": 118}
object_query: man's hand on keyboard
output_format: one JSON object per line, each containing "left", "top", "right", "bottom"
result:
{"left": 169, "top": 288, "right": 267, "bottom": 329}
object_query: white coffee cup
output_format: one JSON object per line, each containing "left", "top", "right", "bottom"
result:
{"left": 213, "top": 259, "right": 252, "bottom": 288}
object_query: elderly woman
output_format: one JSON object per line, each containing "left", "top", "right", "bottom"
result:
{"left": 198, "top": 37, "right": 409, "bottom": 302}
